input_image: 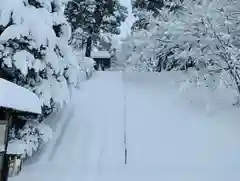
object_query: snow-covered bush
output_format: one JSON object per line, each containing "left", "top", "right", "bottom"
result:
{"left": 163, "top": 0, "right": 240, "bottom": 96}
{"left": 73, "top": 50, "right": 95, "bottom": 81}
{"left": 121, "top": 0, "right": 240, "bottom": 99}
{"left": 118, "top": 8, "right": 182, "bottom": 72}
{"left": 8, "top": 121, "right": 52, "bottom": 158}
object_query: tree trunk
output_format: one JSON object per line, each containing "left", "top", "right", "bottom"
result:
{"left": 85, "top": 35, "right": 92, "bottom": 57}
{"left": 85, "top": 1, "right": 111, "bottom": 58}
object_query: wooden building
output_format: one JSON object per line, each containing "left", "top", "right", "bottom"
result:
{"left": 91, "top": 51, "right": 111, "bottom": 71}
{"left": 0, "top": 78, "right": 41, "bottom": 181}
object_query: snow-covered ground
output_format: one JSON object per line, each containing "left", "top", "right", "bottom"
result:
{"left": 10, "top": 71, "right": 240, "bottom": 181}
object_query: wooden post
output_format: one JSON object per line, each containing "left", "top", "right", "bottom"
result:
{"left": 1, "top": 112, "right": 11, "bottom": 181}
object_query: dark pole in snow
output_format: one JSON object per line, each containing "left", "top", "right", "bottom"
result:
{"left": 123, "top": 74, "right": 127, "bottom": 165}
{"left": 125, "top": 147, "right": 127, "bottom": 164}
{"left": 85, "top": 35, "right": 92, "bottom": 58}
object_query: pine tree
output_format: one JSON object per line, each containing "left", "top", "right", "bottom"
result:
{"left": 0, "top": 0, "right": 80, "bottom": 117}
{"left": 0, "top": 0, "right": 82, "bottom": 158}
{"left": 65, "top": 0, "right": 128, "bottom": 56}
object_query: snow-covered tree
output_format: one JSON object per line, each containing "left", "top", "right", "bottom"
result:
{"left": 121, "top": 0, "right": 240, "bottom": 99}
{"left": 119, "top": 0, "right": 186, "bottom": 71}
{"left": 171, "top": 0, "right": 240, "bottom": 97}
{"left": 0, "top": 0, "right": 83, "bottom": 159}
{"left": 65, "top": 0, "right": 128, "bottom": 56}
{"left": 0, "top": 0, "right": 80, "bottom": 116}
{"left": 119, "top": 8, "right": 177, "bottom": 71}
{"left": 131, "top": 0, "right": 183, "bottom": 30}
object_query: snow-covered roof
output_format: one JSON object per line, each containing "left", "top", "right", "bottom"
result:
{"left": 7, "top": 140, "right": 26, "bottom": 155}
{"left": 0, "top": 78, "right": 41, "bottom": 114}
{"left": 91, "top": 51, "right": 111, "bottom": 58}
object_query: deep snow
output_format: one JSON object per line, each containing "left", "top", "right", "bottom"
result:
{"left": 9, "top": 71, "right": 240, "bottom": 181}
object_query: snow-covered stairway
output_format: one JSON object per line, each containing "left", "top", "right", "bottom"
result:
{"left": 10, "top": 71, "right": 240, "bottom": 181}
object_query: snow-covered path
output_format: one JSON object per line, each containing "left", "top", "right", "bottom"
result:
{"left": 50, "top": 72, "right": 126, "bottom": 180}
{"left": 10, "top": 71, "right": 240, "bottom": 181}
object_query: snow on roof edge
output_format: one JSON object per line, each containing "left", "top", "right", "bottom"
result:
{"left": 0, "top": 145, "right": 5, "bottom": 152}
{"left": 0, "top": 78, "right": 41, "bottom": 114}
{"left": 91, "top": 51, "right": 111, "bottom": 58}
{"left": 7, "top": 140, "right": 26, "bottom": 155}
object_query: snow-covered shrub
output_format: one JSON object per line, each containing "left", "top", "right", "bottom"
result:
{"left": 73, "top": 50, "right": 95, "bottom": 81}
{"left": 163, "top": 0, "right": 240, "bottom": 97}
{"left": 8, "top": 121, "right": 52, "bottom": 158}
{"left": 81, "top": 57, "right": 95, "bottom": 78}
{"left": 121, "top": 0, "right": 240, "bottom": 99}
{"left": 119, "top": 8, "right": 181, "bottom": 72}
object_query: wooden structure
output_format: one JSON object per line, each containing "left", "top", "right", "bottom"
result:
{"left": 7, "top": 153, "right": 23, "bottom": 177}
{"left": 0, "top": 78, "right": 41, "bottom": 181}
{"left": 91, "top": 51, "right": 111, "bottom": 70}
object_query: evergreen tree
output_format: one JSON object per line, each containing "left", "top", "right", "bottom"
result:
{"left": 65, "top": 0, "right": 128, "bottom": 56}
{"left": 0, "top": 0, "right": 80, "bottom": 117}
